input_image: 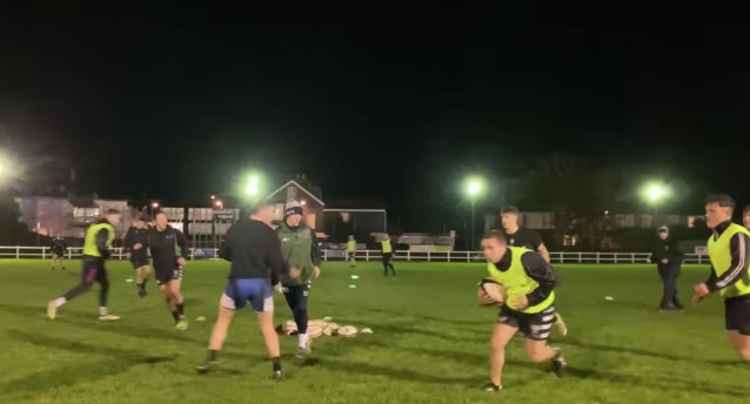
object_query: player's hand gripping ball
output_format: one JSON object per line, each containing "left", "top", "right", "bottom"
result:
{"left": 477, "top": 278, "right": 506, "bottom": 307}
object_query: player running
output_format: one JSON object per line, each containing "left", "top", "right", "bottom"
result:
{"left": 500, "top": 206, "right": 568, "bottom": 337}
{"left": 479, "top": 230, "right": 567, "bottom": 393}
{"left": 49, "top": 235, "right": 67, "bottom": 271}
{"left": 147, "top": 211, "right": 189, "bottom": 330}
{"left": 124, "top": 217, "right": 152, "bottom": 298}
{"left": 692, "top": 194, "right": 750, "bottom": 362}
{"left": 197, "top": 201, "right": 287, "bottom": 379}
{"left": 278, "top": 201, "right": 322, "bottom": 358}
{"left": 47, "top": 209, "right": 122, "bottom": 321}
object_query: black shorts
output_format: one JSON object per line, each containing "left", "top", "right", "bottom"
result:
{"left": 155, "top": 268, "right": 184, "bottom": 286}
{"left": 498, "top": 304, "right": 557, "bottom": 341}
{"left": 131, "top": 258, "right": 149, "bottom": 269}
{"left": 724, "top": 296, "right": 750, "bottom": 335}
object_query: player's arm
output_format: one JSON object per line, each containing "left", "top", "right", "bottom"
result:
{"left": 707, "top": 233, "right": 750, "bottom": 292}
{"left": 669, "top": 238, "right": 684, "bottom": 262}
{"left": 522, "top": 252, "right": 558, "bottom": 306}
{"left": 123, "top": 228, "right": 134, "bottom": 251}
{"left": 175, "top": 229, "right": 188, "bottom": 257}
{"left": 96, "top": 228, "right": 110, "bottom": 258}
{"left": 310, "top": 233, "right": 322, "bottom": 279}
{"left": 219, "top": 225, "right": 233, "bottom": 261}
{"left": 537, "top": 243, "right": 551, "bottom": 264}
{"left": 266, "top": 230, "right": 287, "bottom": 286}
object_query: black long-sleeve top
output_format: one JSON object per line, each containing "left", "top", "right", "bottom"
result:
{"left": 650, "top": 236, "right": 684, "bottom": 265}
{"left": 220, "top": 218, "right": 287, "bottom": 284}
{"left": 493, "top": 248, "right": 558, "bottom": 306}
{"left": 147, "top": 226, "right": 188, "bottom": 272}
{"left": 706, "top": 220, "right": 750, "bottom": 293}
{"left": 124, "top": 226, "right": 149, "bottom": 264}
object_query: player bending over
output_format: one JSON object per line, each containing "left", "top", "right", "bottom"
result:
{"left": 479, "top": 230, "right": 567, "bottom": 393}
{"left": 197, "top": 201, "right": 287, "bottom": 379}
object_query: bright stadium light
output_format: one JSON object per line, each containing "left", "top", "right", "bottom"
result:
{"left": 465, "top": 177, "right": 484, "bottom": 199}
{"left": 463, "top": 176, "right": 486, "bottom": 250}
{"left": 214, "top": 199, "right": 224, "bottom": 209}
{"left": 641, "top": 181, "right": 670, "bottom": 205}
{"left": 244, "top": 174, "right": 261, "bottom": 198}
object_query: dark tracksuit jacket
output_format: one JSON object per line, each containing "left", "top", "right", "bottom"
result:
{"left": 220, "top": 218, "right": 287, "bottom": 283}
{"left": 124, "top": 227, "right": 150, "bottom": 268}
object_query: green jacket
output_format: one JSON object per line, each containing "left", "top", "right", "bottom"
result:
{"left": 277, "top": 221, "right": 321, "bottom": 286}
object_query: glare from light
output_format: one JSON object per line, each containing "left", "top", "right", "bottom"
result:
{"left": 464, "top": 176, "right": 485, "bottom": 199}
{"left": 151, "top": 202, "right": 160, "bottom": 209}
{"left": 641, "top": 181, "right": 670, "bottom": 205}
{"left": 244, "top": 174, "right": 261, "bottom": 198}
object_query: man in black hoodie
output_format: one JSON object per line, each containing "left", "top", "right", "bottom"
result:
{"left": 651, "top": 225, "right": 684, "bottom": 311}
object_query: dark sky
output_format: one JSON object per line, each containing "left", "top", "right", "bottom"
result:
{"left": 2, "top": 6, "right": 749, "bottom": 228}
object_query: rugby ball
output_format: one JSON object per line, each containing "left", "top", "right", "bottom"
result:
{"left": 478, "top": 278, "right": 506, "bottom": 306}
{"left": 308, "top": 325, "right": 323, "bottom": 338}
{"left": 337, "top": 325, "right": 358, "bottom": 337}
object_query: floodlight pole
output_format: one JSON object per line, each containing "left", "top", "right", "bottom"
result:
{"left": 470, "top": 200, "right": 476, "bottom": 252}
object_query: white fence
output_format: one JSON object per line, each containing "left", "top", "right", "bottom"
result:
{"left": 0, "top": 246, "right": 709, "bottom": 264}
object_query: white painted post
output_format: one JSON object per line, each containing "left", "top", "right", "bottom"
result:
{"left": 42, "top": 247, "right": 46, "bottom": 260}
{"left": 366, "top": 250, "right": 370, "bottom": 262}
{"left": 578, "top": 252, "right": 582, "bottom": 263}
{"left": 466, "top": 251, "right": 470, "bottom": 263}
{"left": 561, "top": 252, "right": 565, "bottom": 264}
{"left": 189, "top": 248, "right": 195, "bottom": 260}
{"left": 16, "top": 246, "right": 20, "bottom": 259}
{"left": 407, "top": 250, "right": 411, "bottom": 262}
{"left": 631, "top": 253, "right": 635, "bottom": 264}
{"left": 596, "top": 252, "right": 600, "bottom": 264}
{"left": 427, "top": 250, "right": 431, "bottom": 263}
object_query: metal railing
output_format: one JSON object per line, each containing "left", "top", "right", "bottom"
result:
{"left": 0, "top": 246, "right": 708, "bottom": 264}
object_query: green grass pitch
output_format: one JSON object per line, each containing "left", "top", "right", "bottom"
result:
{"left": 0, "top": 259, "right": 748, "bottom": 404}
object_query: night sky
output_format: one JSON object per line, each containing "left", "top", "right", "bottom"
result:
{"left": 2, "top": 6, "right": 749, "bottom": 230}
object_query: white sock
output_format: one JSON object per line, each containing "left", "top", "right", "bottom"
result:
{"left": 54, "top": 297, "right": 66, "bottom": 308}
{"left": 298, "top": 333, "right": 309, "bottom": 349}
{"left": 98, "top": 306, "right": 108, "bottom": 316}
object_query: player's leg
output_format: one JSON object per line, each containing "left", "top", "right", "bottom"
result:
{"left": 727, "top": 331, "right": 750, "bottom": 362}
{"left": 50, "top": 254, "right": 57, "bottom": 270}
{"left": 159, "top": 281, "right": 180, "bottom": 325}
{"left": 382, "top": 255, "right": 388, "bottom": 276}
{"left": 283, "top": 285, "right": 310, "bottom": 357}
{"left": 487, "top": 322, "right": 518, "bottom": 391}
{"left": 387, "top": 254, "right": 396, "bottom": 276}
{"left": 170, "top": 277, "right": 188, "bottom": 330}
{"left": 524, "top": 306, "right": 566, "bottom": 375}
{"left": 47, "top": 260, "right": 97, "bottom": 319}
{"left": 197, "top": 294, "right": 237, "bottom": 373}
{"left": 96, "top": 262, "right": 119, "bottom": 320}
{"left": 134, "top": 265, "right": 150, "bottom": 297}
{"left": 251, "top": 280, "right": 282, "bottom": 378}
{"left": 671, "top": 265, "right": 683, "bottom": 309}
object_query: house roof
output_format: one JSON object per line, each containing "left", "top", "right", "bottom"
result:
{"left": 265, "top": 180, "right": 325, "bottom": 206}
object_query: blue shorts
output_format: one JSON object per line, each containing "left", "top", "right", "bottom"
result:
{"left": 220, "top": 278, "right": 274, "bottom": 313}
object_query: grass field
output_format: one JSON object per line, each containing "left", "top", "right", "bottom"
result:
{"left": 0, "top": 259, "right": 748, "bottom": 404}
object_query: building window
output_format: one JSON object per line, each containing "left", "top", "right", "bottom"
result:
{"left": 73, "top": 207, "right": 100, "bottom": 220}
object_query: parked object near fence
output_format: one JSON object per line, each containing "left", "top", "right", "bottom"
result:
{"left": 0, "top": 246, "right": 709, "bottom": 264}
